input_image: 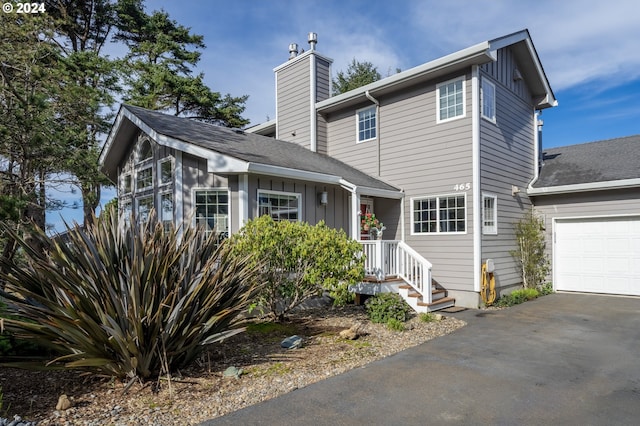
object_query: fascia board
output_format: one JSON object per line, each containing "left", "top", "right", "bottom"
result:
{"left": 356, "top": 186, "right": 404, "bottom": 199}
{"left": 316, "top": 41, "right": 492, "bottom": 112}
{"left": 528, "top": 178, "right": 640, "bottom": 196}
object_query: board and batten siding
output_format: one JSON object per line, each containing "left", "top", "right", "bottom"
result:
{"left": 325, "top": 72, "right": 476, "bottom": 292}
{"left": 532, "top": 188, "right": 640, "bottom": 278}
{"left": 478, "top": 68, "right": 537, "bottom": 292}
{"left": 480, "top": 46, "right": 534, "bottom": 106}
{"left": 247, "top": 175, "right": 350, "bottom": 232}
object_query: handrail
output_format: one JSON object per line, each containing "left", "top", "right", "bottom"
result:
{"left": 359, "top": 240, "right": 432, "bottom": 304}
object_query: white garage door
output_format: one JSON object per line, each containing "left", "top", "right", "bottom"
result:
{"left": 555, "top": 217, "right": 640, "bottom": 296}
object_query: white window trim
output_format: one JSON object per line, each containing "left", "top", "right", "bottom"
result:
{"left": 482, "top": 193, "right": 498, "bottom": 235}
{"left": 120, "top": 172, "right": 132, "bottom": 196}
{"left": 355, "top": 105, "right": 377, "bottom": 144}
{"left": 436, "top": 77, "right": 466, "bottom": 124}
{"left": 135, "top": 165, "right": 154, "bottom": 192}
{"left": 136, "top": 136, "right": 153, "bottom": 164}
{"left": 136, "top": 194, "right": 154, "bottom": 223}
{"left": 410, "top": 193, "right": 467, "bottom": 235}
{"left": 481, "top": 78, "right": 496, "bottom": 123}
{"left": 191, "top": 187, "right": 231, "bottom": 236}
{"left": 157, "top": 157, "right": 174, "bottom": 187}
{"left": 257, "top": 189, "right": 302, "bottom": 222}
{"left": 158, "top": 190, "right": 174, "bottom": 226}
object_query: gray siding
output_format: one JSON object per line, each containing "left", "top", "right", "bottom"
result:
{"left": 533, "top": 188, "right": 640, "bottom": 279}
{"left": 248, "top": 174, "right": 350, "bottom": 231}
{"left": 325, "top": 72, "right": 476, "bottom": 292}
{"left": 479, "top": 66, "right": 537, "bottom": 291}
{"left": 480, "top": 46, "right": 534, "bottom": 105}
{"left": 276, "top": 57, "right": 311, "bottom": 148}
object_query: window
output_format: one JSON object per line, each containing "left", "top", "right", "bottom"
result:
{"left": 356, "top": 106, "right": 376, "bottom": 143}
{"left": 120, "top": 198, "right": 132, "bottom": 223}
{"left": 481, "top": 79, "right": 496, "bottom": 122}
{"left": 121, "top": 173, "right": 132, "bottom": 195}
{"left": 258, "top": 190, "right": 301, "bottom": 222}
{"left": 194, "top": 189, "right": 229, "bottom": 238}
{"left": 437, "top": 78, "right": 465, "bottom": 122}
{"left": 160, "top": 192, "right": 173, "bottom": 231}
{"left": 137, "top": 195, "right": 154, "bottom": 223}
{"left": 138, "top": 138, "right": 153, "bottom": 162}
{"left": 482, "top": 194, "right": 497, "bottom": 234}
{"left": 158, "top": 157, "right": 174, "bottom": 186}
{"left": 412, "top": 194, "right": 466, "bottom": 234}
{"left": 136, "top": 167, "right": 153, "bottom": 191}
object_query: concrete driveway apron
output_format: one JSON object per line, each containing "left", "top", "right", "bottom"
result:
{"left": 201, "top": 293, "right": 640, "bottom": 425}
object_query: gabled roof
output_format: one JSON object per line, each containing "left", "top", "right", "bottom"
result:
{"left": 100, "top": 105, "right": 401, "bottom": 196}
{"left": 529, "top": 135, "right": 640, "bottom": 195}
{"left": 316, "top": 29, "right": 556, "bottom": 114}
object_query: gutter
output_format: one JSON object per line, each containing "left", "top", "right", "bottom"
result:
{"left": 527, "top": 178, "right": 640, "bottom": 196}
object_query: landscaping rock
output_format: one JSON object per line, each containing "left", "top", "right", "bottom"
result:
{"left": 281, "top": 335, "right": 303, "bottom": 349}
{"left": 223, "top": 366, "right": 243, "bottom": 379}
{"left": 55, "top": 394, "right": 73, "bottom": 410}
{"left": 339, "top": 322, "right": 364, "bottom": 340}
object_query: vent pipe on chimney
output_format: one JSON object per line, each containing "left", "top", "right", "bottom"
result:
{"left": 288, "top": 43, "right": 299, "bottom": 59}
{"left": 308, "top": 32, "right": 317, "bottom": 50}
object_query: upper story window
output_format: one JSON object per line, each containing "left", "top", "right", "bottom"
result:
{"left": 158, "top": 157, "right": 174, "bottom": 186}
{"left": 136, "top": 167, "right": 153, "bottom": 191}
{"left": 437, "top": 78, "right": 465, "bottom": 123}
{"left": 481, "top": 78, "right": 496, "bottom": 123}
{"left": 120, "top": 173, "right": 132, "bottom": 195}
{"left": 482, "top": 193, "right": 497, "bottom": 235}
{"left": 258, "top": 190, "right": 301, "bottom": 222}
{"left": 412, "top": 194, "right": 466, "bottom": 234}
{"left": 137, "top": 137, "right": 153, "bottom": 163}
{"left": 356, "top": 106, "right": 376, "bottom": 143}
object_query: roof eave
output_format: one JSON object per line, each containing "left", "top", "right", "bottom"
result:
{"left": 528, "top": 178, "right": 640, "bottom": 196}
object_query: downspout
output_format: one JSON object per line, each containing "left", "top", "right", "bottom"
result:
{"left": 365, "top": 90, "right": 381, "bottom": 177}
{"left": 528, "top": 110, "right": 543, "bottom": 189}
{"left": 339, "top": 179, "right": 360, "bottom": 240}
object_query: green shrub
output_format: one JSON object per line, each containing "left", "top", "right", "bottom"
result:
{"left": 497, "top": 288, "right": 540, "bottom": 307}
{"left": 386, "top": 318, "right": 405, "bottom": 331}
{"left": 419, "top": 312, "right": 435, "bottom": 323}
{"left": 365, "top": 293, "right": 410, "bottom": 324}
{"left": 0, "top": 213, "right": 263, "bottom": 382}
{"left": 228, "top": 216, "right": 364, "bottom": 320}
{"left": 538, "top": 282, "right": 554, "bottom": 295}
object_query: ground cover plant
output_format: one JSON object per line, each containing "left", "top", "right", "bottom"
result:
{"left": 0, "top": 213, "right": 263, "bottom": 383}
{"left": 365, "top": 293, "right": 410, "bottom": 330}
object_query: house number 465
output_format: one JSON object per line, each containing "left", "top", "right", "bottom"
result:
{"left": 453, "top": 182, "right": 471, "bottom": 191}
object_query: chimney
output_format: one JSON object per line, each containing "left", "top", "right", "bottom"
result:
{"left": 308, "top": 32, "right": 317, "bottom": 50}
{"left": 288, "top": 43, "right": 299, "bottom": 59}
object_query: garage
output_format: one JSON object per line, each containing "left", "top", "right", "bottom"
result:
{"left": 555, "top": 216, "right": 640, "bottom": 296}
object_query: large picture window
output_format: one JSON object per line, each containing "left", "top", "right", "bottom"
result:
{"left": 356, "top": 106, "right": 376, "bottom": 143}
{"left": 437, "top": 78, "right": 465, "bottom": 122}
{"left": 412, "top": 194, "right": 466, "bottom": 234}
{"left": 194, "top": 189, "right": 229, "bottom": 239}
{"left": 258, "top": 190, "right": 301, "bottom": 222}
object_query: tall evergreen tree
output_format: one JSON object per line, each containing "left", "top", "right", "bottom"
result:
{"left": 115, "top": 0, "right": 249, "bottom": 127}
{"left": 332, "top": 59, "right": 382, "bottom": 95}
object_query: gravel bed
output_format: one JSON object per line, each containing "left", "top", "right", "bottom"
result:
{"left": 0, "top": 306, "right": 465, "bottom": 425}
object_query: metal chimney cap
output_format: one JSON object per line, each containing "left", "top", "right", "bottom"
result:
{"left": 288, "top": 43, "right": 299, "bottom": 59}
{"left": 308, "top": 32, "right": 317, "bottom": 50}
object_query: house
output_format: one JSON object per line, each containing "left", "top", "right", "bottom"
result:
{"left": 102, "top": 29, "right": 637, "bottom": 310}
{"left": 528, "top": 135, "right": 640, "bottom": 297}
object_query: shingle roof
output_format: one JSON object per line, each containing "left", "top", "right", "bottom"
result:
{"left": 533, "top": 135, "right": 640, "bottom": 188}
{"left": 122, "top": 105, "right": 399, "bottom": 192}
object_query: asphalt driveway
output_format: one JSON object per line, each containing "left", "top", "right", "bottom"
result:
{"left": 201, "top": 293, "right": 640, "bottom": 425}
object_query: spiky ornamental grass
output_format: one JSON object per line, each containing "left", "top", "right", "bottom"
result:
{"left": 0, "top": 213, "right": 263, "bottom": 382}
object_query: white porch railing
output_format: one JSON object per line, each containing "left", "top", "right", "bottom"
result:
{"left": 359, "top": 240, "right": 433, "bottom": 304}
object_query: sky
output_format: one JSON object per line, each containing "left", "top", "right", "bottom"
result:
{"left": 48, "top": 0, "right": 640, "bottom": 230}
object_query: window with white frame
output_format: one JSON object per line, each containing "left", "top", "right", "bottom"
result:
{"left": 158, "top": 157, "right": 174, "bottom": 186}
{"left": 136, "top": 167, "right": 153, "bottom": 191}
{"left": 437, "top": 78, "right": 465, "bottom": 122}
{"left": 258, "top": 190, "right": 301, "bottom": 222}
{"left": 481, "top": 78, "right": 496, "bottom": 122}
{"left": 160, "top": 192, "right": 173, "bottom": 231}
{"left": 120, "top": 198, "right": 132, "bottom": 223}
{"left": 138, "top": 138, "right": 153, "bottom": 162}
{"left": 412, "top": 194, "right": 466, "bottom": 234}
{"left": 137, "top": 195, "right": 154, "bottom": 223}
{"left": 482, "top": 194, "right": 497, "bottom": 234}
{"left": 356, "top": 106, "right": 376, "bottom": 143}
{"left": 194, "top": 189, "right": 229, "bottom": 238}
{"left": 121, "top": 173, "right": 132, "bottom": 195}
